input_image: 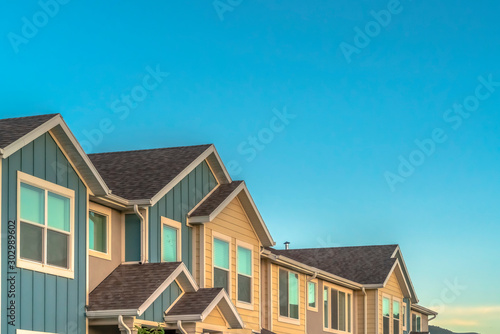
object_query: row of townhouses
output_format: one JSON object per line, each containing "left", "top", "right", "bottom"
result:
{"left": 0, "top": 114, "right": 437, "bottom": 334}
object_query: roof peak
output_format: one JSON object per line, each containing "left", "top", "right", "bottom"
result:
{"left": 0, "top": 113, "right": 59, "bottom": 122}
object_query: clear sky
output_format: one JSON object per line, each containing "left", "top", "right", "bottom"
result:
{"left": 1, "top": 1, "right": 499, "bottom": 333}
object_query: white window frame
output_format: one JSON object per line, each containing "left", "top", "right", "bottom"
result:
{"left": 17, "top": 171, "right": 75, "bottom": 279}
{"left": 161, "top": 217, "right": 182, "bottom": 262}
{"left": 88, "top": 202, "right": 112, "bottom": 260}
{"left": 382, "top": 294, "right": 392, "bottom": 334}
{"left": 307, "top": 279, "right": 319, "bottom": 312}
{"left": 212, "top": 231, "right": 231, "bottom": 295}
{"left": 323, "top": 283, "right": 354, "bottom": 334}
{"left": 236, "top": 239, "right": 254, "bottom": 310}
{"left": 277, "top": 268, "right": 301, "bottom": 325}
{"left": 392, "top": 296, "right": 402, "bottom": 334}
{"left": 402, "top": 304, "right": 407, "bottom": 330}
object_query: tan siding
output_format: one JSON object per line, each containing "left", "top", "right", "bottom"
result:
{"left": 367, "top": 290, "right": 377, "bottom": 334}
{"left": 354, "top": 290, "right": 365, "bottom": 334}
{"left": 204, "top": 306, "right": 228, "bottom": 327}
{"left": 204, "top": 197, "right": 262, "bottom": 332}
{"left": 270, "top": 263, "right": 306, "bottom": 334}
{"left": 378, "top": 272, "right": 404, "bottom": 334}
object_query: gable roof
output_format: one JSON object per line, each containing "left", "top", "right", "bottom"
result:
{"left": 188, "top": 181, "right": 275, "bottom": 247}
{"left": 0, "top": 114, "right": 59, "bottom": 149}
{"left": 87, "top": 262, "right": 197, "bottom": 317}
{"left": 268, "top": 245, "right": 398, "bottom": 285}
{"left": 89, "top": 144, "right": 232, "bottom": 203}
{"left": 164, "top": 288, "right": 244, "bottom": 329}
{"left": 0, "top": 114, "right": 109, "bottom": 196}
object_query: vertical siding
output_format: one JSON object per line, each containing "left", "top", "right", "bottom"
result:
{"left": 1, "top": 133, "right": 87, "bottom": 334}
{"left": 125, "top": 214, "right": 141, "bottom": 262}
{"left": 148, "top": 160, "right": 217, "bottom": 270}
{"left": 137, "top": 281, "right": 182, "bottom": 322}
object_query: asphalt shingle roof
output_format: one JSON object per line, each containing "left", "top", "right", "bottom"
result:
{"left": 189, "top": 181, "right": 243, "bottom": 217}
{"left": 0, "top": 114, "right": 58, "bottom": 149}
{"left": 88, "top": 262, "right": 181, "bottom": 311}
{"left": 165, "top": 288, "right": 223, "bottom": 316}
{"left": 268, "top": 245, "right": 398, "bottom": 285}
{"left": 88, "top": 144, "right": 211, "bottom": 200}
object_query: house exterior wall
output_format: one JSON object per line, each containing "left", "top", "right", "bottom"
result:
{"left": 203, "top": 197, "right": 262, "bottom": 331}
{"left": 137, "top": 280, "right": 182, "bottom": 323}
{"left": 378, "top": 272, "right": 404, "bottom": 334}
{"left": 148, "top": 160, "right": 217, "bottom": 270}
{"left": 88, "top": 201, "right": 123, "bottom": 292}
{"left": 1, "top": 133, "right": 87, "bottom": 334}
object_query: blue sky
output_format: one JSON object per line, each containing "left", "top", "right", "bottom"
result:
{"left": 1, "top": 1, "right": 499, "bottom": 332}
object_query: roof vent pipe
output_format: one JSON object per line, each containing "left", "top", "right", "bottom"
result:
{"left": 284, "top": 241, "right": 290, "bottom": 250}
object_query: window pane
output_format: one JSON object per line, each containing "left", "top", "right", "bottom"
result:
{"left": 348, "top": 294, "right": 352, "bottom": 332}
{"left": 383, "top": 297, "right": 390, "bottom": 317}
{"left": 20, "top": 183, "right": 44, "bottom": 225}
{"left": 89, "top": 212, "right": 107, "bottom": 253}
{"left": 48, "top": 192, "right": 70, "bottom": 232}
{"left": 47, "top": 230, "right": 68, "bottom": 268}
{"left": 412, "top": 314, "right": 417, "bottom": 331}
{"left": 279, "top": 269, "right": 289, "bottom": 317}
{"left": 393, "top": 301, "right": 400, "bottom": 319}
{"left": 324, "top": 288, "right": 329, "bottom": 328}
{"left": 214, "top": 238, "right": 229, "bottom": 269}
{"left": 214, "top": 267, "right": 229, "bottom": 292}
{"left": 237, "top": 247, "right": 252, "bottom": 276}
{"left": 394, "top": 319, "right": 400, "bottom": 334}
{"left": 163, "top": 225, "right": 177, "bottom": 262}
{"left": 289, "top": 272, "right": 299, "bottom": 319}
{"left": 331, "top": 289, "right": 338, "bottom": 330}
{"left": 20, "top": 222, "right": 43, "bottom": 262}
{"left": 417, "top": 317, "right": 421, "bottom": 331}
{"left": 238, "top": 274, "right": 251, "bottom": 303}
{"left": 339, "top": 291, "right": 346, "bottom": 331}
{"left": 308, "top": 282, "right": 316, "bottom": 308}
{"left": 383, "top": 317, "right": 390, "bottom": 334}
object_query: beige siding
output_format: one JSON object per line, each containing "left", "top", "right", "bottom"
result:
{"left": 261, "top": 258, "right": 270, "bottom": 330}
{"left": 89, "top": 202, "right": 123, "bottom": 292}
{"left": 204, "top": 197, "right": 262, "bottom": 332}
{"left": 204, "top": 306, "right": 228, "bottom": 327}
{"left": 378, "top": 272, "right": 404, "bottom": 334}
{"left": 270, "top": 263, "right": 306, "bottom": 334}
{"left": 367, "top": 289, "right": 377, "bottom": 334}
{"left": 354, "top": 290, "right": 365, "bottom": 334}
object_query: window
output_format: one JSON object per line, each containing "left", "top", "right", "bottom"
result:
{"left": 161, "top": 217, "right": 182, "bottom": 262}
{"left": 417, "top": 315, "right": 421, "bottom": 332}
{"left": 17, "top": 172, "right": 74, "bottom": 279}
{"left": 237, "top": 245, "right": 252, "bottom": 304}
{"left": 213, "top": 236, "right": 230, "bottom": 293}
{"left": 89, "top": 209, "right": 111, "bottom": 259}
{"left": 393, "top": 300, "right": 400, "bottom": 334}
{"left": 402, "top": 305, "right": 406, "bottom": 329}
{"left": 383, "top": 297, "right": 390, "bottom": 334}
{"left": 323, "top": 285, "right": 353, "bottom": 333}
{"left": 279, "top": 269, "right": 299, "bottom": 321}
{"left": 308, "top": 281, "right": 317, "bottom": 310}
{"left": 412, "top": 313, "right": 421, "bottom": 332}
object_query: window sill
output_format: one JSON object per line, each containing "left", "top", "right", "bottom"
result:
{"left": 17, "top": 259, "right": 74, "bottom": 279}
{"left": 278, "top": 315, "right": 300, "bottom": 326}
{"left": 307, "top": 305, "right": 319, "bottom": 312}
{"left": 236, "top": 300, "right": 254, "bottom": 311}
{"left": 89, "top": 249, "right": 111, "bottom": 260}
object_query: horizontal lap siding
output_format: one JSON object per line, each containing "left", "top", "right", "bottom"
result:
{"left": 367, "top": 290, "right": 377, "bottom": 334}
{"left": 271, "top": 263, "right": 306, "bottom": 334}
{"left": 205, "top": 197, "right": 261, "bottom": 331}
{"left": 1, "top": 133, "right": 87, "bottom": 334}
{"left": 149, "top": 161, "right": 217, "bottom": 271}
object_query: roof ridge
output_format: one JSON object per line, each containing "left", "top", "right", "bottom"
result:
{"left": 0, "top": 113, "right": 59, "bottom": 122}
{"left": 88, "top": 143, "right": 212, "bottom": 156}
{"left": 271, "top": 244, "right": 399, "bottom": 252}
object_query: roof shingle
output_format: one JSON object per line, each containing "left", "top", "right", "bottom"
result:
{"left": 268, "top": 245, "right": 398, "bottom": 285}
{"left": 88, "top": 144, "right": 211, "bottom": 200}
{"left": 0, "top": 114, "right": 58, "bottom": 149}
{"left": 88, "top": 262, "right": 181, "bottom": 311}
{"left": 165, "top": 288, "right": 223, "bottom": 316}
{"left": 189, "top": 181, "right": 243, "bottom": 217}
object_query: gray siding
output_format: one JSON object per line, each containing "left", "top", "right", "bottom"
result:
{"left": 1, "top": 133, "right": 87, "bottom": 334}
{"left": 148, "top": 160, "right": 217, "bottom": 270}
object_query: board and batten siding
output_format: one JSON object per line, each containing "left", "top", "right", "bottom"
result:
{"left": 137, "top": 281, "right": 182, "bottom": 323}
{"left": 203, "top": 197, "right": 262, "bottom": 331}
{"left": 1, "top": 133, "right": 87, "bottom": 334}
{"left": 148, "top": 160, "right": 217, "bottom": 270}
